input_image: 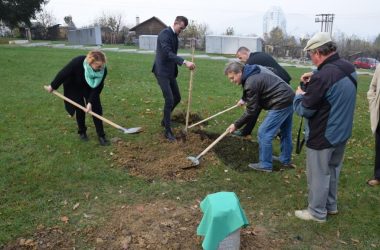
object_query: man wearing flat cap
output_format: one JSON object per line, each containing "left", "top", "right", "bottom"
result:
{"left": 293, "top": 32, "right": 357, "bottom": 222}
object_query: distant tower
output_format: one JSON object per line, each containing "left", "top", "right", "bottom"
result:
{"left": 263, "top": 6, "right": 286, "bottom": 36}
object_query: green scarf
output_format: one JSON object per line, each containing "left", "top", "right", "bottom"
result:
{"left": 83, "top": 60, "right": 105, "bottom": 88}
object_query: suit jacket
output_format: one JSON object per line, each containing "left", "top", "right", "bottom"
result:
{"left": 152, "top": 27, "right": 184, "bottom": 78}
{"left": 368, "top": 65, "right": 380, "bottom": 134}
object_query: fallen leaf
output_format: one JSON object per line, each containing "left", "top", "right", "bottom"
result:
{"left": 60, "top": 216, "right": 69, "bottom": 224}
{"left": 136, "top": 205, "right": 144, "bottom": 212}
{"left": 84, "top": 192, "right": 90, "bottom": 199}
{"left": 338, "top": 240, "right": 348, "bottom": 245}
{"left": 83, "top": 213, "right": 92, "bottom": 218}
{"left": 351, "top": 238, "right": 359, "bottom": 244}
{"left": 73, "top": 203, "right": 80, "bottom": 210}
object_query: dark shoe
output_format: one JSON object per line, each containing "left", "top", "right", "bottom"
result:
{"left": 164, "top": 130, "right": 176, "bottom": 142}
{"left": 327, "top": 210, "right": 339, "bottom": 215}
{"left": 273, "top": 155, "right": 296, "bottom": 169}
{"left": 98, "top": 136, "right": 110, "bottom": 146}
{"left": 79, "top": 132, "right": 89, "bottom": 141}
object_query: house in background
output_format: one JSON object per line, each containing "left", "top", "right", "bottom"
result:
{"left": 129, "top": 16, "right": 167, "bottom": 37}
{"left": 127, "top": 16, "right": 167, "bottom": 45}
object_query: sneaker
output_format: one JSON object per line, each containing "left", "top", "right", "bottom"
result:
{"left": 327, "top": 210, "right": 338, "bottom": 215}
{"left": 98, "top": 136, "right": 110, "bottom": 146}
{"left": 79, "top": 132, "right": 89, "bottom": 141}
{"left": 294, "top": 210, "right": 326, "bottom": 223}
{"left": 248, "top": 163, "right": 272, "bottom": 172}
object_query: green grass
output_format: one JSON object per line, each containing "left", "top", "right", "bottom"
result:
{"left": 0, "top": 45, "right": 379, "bottom": 248}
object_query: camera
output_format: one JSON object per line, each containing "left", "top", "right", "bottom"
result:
{"left": 299, "top": 81, "right": 307, "bottom": 91}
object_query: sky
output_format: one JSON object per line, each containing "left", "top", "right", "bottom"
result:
{"left": 45, "top": 0, "right": 380, "bottom": 41}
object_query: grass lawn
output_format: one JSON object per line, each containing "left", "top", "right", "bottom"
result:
{"left": 0, "top": 45, "right": 379, "bottom": 249}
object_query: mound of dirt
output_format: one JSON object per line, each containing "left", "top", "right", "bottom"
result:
{"left": 91, "top": 200, "right": 278, "bottom": 249}
{"left": 113, "top": 129, "right": 219, "bottom": 181}
{"left": 3, "top": 200, "right": 282, "bottom": 249}
{"left": 171, "top": 110, "right": 207, "bottom": 126}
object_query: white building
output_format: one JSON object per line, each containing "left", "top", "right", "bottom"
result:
{"left": 206, "top": 35, "right": 262, "bottom": 55}
{"left": 263, "top": 6, "right": 286, "bottom": 35}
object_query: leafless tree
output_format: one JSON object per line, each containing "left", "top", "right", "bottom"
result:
{"left": 180, "top": 20, "right": 210, "bottom": 49}
{"left": 94, "top": 12, "right": 126, "bottom": 44}
{"left": 223, "top": 27, "right": 234, "bottom": 36}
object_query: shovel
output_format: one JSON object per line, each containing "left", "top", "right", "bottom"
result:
{"left": 44, "top": 86, "right": 142, "bottom": 134}
{"left": 184, "top": 40, "right": 196, "bottom": 133}
{"left": 188, "top": 104, "right": 239, "bottom": 129}
{"left": 184, "top": 130, "right": 229, "bottom": 169}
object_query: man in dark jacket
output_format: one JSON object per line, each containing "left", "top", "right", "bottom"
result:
{"left": 293, "top": 32, "right": 357, "bottom": 222}
{"left": 234, "top": 47, "right": 292, "bottom": 138}
{"left": 152, "top": 16, "right": 195, "bottom": 142}
{"left": 225, "top": 62, "right": 294, "bottom": 172}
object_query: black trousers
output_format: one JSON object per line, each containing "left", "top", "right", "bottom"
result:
{"left": 75, "top": 96, "right": 105, "bottom": 137}
{"left": 374, "top": 123, "right": 380, "bottom": 179}
{"left": 156, "top": 75, "right": 181, "bottom": 132}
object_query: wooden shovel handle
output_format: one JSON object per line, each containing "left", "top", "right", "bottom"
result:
{"left": 198, "top": 130, "right": 229, "bottom": 159}
{"left": 188, "top": 104, "right": 239, "bottom": 129}
{"left": 44, "top": 86, "right": 123, "bottom": 130}
{"left": 185, "top": 41, "right": 196, "bottom": 131}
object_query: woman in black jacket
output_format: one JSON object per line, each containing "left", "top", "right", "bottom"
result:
{"left": 46, "top": 50, "right": 109, "bottom": 146}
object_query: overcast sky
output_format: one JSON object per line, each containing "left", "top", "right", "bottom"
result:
{"left": 45, "top": 0, "right": 380, "bottom": 40}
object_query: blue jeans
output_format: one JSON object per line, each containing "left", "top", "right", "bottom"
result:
{"left": 257, "top": 105, "right": 293, "bottom": 169}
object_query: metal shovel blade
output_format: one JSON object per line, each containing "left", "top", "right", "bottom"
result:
{"left": 120, "top": 127, "right": 143, "bottom": 134}
{"left": 182, "top": 156, "right": 200, "bottom": 169}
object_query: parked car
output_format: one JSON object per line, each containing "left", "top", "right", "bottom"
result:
{"left": 353, "top": 57, "right": 379, "bottom": 70}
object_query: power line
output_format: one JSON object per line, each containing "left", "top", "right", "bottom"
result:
{"left": 315, "top": 14, "right": 335, "bottom": 35}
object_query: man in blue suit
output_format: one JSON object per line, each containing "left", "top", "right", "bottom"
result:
{"left": 152, "top": 16, "right": 196, "bottom": 142}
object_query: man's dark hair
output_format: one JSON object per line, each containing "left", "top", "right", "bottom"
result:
{"left": 175, "top": 16, "right": 188, "bottom": 26}
{"left": 310, "top": 41, "right": 337, "bottom": 56}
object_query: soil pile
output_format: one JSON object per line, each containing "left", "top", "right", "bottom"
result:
{"left": 113, "top": 129, "right": 218, "bottom": 181}
{"left": 3, "top": 201, "right": 281, "bottom": 249}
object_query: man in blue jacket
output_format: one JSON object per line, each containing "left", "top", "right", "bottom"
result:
{"left": 293, "top": 32, "right": 357, "bottom": 222}
{"left": 152, "top": 16, "right": 196, "bottom": 142}
{"left": 225, "top": 62, "right": 294, "bottom": 172}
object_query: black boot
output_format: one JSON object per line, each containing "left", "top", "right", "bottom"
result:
{"left": 98, "top": 136, "right": 110, "bottom": 146}
{"left": 79, "top": 132, "right": 89, "bottom": 141}
{"left": 164, "top": 130, "right": 176, "bottom": 142}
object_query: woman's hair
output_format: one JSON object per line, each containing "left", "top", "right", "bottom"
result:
{"left": 86, "top": 50, "right": 107, "bottom": 64}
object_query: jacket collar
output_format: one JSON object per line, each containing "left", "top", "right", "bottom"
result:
{"left": 317, "top": 52, "right": 340, "bottom": 70}
{"left": 242, "top": 64, "right": 261, "bottom": 85}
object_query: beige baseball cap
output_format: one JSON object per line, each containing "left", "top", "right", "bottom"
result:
{"left": 304, "top": 32, "right": 332, "bottom": 51}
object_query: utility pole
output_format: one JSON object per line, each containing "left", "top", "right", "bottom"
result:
{"left": 315, "top": 14, "right": 335, "bottom": 35}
